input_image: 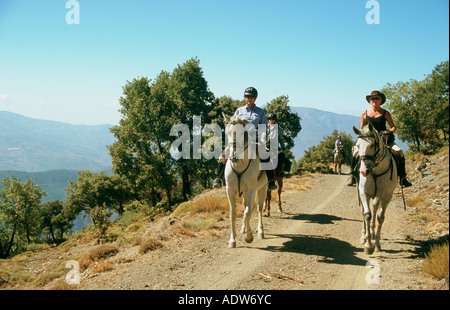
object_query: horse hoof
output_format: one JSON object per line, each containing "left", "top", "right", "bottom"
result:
{"left": 263, "top": 212, "right": 270, "bottom": 217}
{"left": 258, "top": 233, "right": 264, "bottom": 239}
{"left": 245, "top": 236, "right": 254, "bottom": 244}
{"left": 364, "top": 246, "right": 374, "bottom": 255}
{"left": 228, "top": 241, "right": 236, "bottom": 248}
{"left": 375, "top": 245, "right": 381, "bottom": 252}
{"left": 278, "top": 208, "right": 282, "bottom": 213}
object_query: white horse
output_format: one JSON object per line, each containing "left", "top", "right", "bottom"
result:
{"left": 223, "top": 113, "right": 268, "bottom": 248}
{"left": 353, "top": 122, "right": 398, "bottom": 254}
{"left": 334, "top": 145, "right": 344, "bottom": 174}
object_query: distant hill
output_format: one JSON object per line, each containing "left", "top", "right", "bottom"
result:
{"left": 0, "top": 111, "right": 115, "bottom": 172}
{"left": 290, "top": 107, "right": 408, "bottom": 160}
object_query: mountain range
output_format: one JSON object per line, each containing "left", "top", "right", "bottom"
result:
{"left": 0, "top": 111, "right": 115, "bottom": 172}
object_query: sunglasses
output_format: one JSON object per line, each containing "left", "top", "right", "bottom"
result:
{"left": 370, "top": 97, "right": 381, "bottom": 101}
{"left": 244, "top": 95, "right": 256, "bottom": 99}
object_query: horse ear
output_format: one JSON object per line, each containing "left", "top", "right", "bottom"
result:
{"left": 368, "top": 120, "right": 374, "bottom": 132}
{"left": 353, "top": 126, "right": 361, "bottom": 136}
{"left": 222, "top": 112, "right": 231, "bottom": 123}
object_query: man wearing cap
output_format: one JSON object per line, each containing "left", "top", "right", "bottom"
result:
{"left": 348, "top": 90, "right": 412, "bottom": 187}
{"left": 213, "top": 87, "right": 278, "bottom": 190}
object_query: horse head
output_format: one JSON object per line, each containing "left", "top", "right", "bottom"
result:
{"left": 353, "top": 121, "right": 381, "bottom": 177}
{"left": 223, "top": 112, "right": 251, "bottom": 162}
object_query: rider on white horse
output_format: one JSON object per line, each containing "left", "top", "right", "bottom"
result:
{"left": 348, "top": 90, "right": 412, "bottom": 188}
{"left": 213, "top": 87, "right": 278, "bottom": 191}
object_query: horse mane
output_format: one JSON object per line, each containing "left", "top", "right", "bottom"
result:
{"left": 227, "top": 115, "right": 250, "bottom": 125}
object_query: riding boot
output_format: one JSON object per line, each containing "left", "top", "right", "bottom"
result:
{"left": 347, "top": 156, "right": 358, "bottom": 186}
{"left": 266, "top": 169, "right": 277, "bottom": 190}
{"left": 397, "top": 156, "right": 412, "bottom": 188}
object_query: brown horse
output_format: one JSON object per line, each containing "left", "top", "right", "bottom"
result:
{"left": 264, "top": 168, "right": 284, "bottom": 217}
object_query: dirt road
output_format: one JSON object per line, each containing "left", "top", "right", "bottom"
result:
{"left": 78, "top": 168, "right": 433, "bottom": 291}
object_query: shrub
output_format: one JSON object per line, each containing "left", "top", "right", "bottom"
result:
{"left": 138, "top": 238, "right": 163, "bottom": 254}
{"left": 78, "top": 244, "right": 119, "bottom": 271}
{"left": 192, "top": 196, "right": 228, "bottom": 214}
{"left": 172, "top": 201, "right": 193, "bottom": 217}
{"left": 423, "top": 242, "right": 449, "bottom": 280}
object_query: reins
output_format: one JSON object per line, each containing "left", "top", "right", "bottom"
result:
{"left": 230, "top": 159, "right": 253, "bottom": 197}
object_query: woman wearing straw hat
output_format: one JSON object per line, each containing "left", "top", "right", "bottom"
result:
{"left": 348, "top": 90, "right": 412, "bottom": 187}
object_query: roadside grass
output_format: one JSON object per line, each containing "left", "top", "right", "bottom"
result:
{"left": 423, "top": 242, "right": 449, "bottom": 281}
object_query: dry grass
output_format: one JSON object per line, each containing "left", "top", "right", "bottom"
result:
{"left": 89, "top": 258, "right": 112, "bottom": 273}
{"left": 407, "top": 193, "right": 427, "bottom": 208}
{"left": 182, "top": 218, "right": 216, "bottom": 232}
{"left": 78, "top": 244, "right": 119, "bottom": 271}
{"left": 283, "top": 175, "right": 315, "bottom": 194}
{"left": 172, "top": 201, "right": 194, "bottom": 217}
{"left": 191, "top": 196, "right": 229, "bottom": 214}
{"left": 138, "top": 238, "right": 163, "bottom": 254}
{"left": 423, "top": 242, "right": 449, "bottom": 280}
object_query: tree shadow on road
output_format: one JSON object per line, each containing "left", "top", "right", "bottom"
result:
{"left": 262, "top": 233, "right": 367, "bottom": 267}
{"left": 283, "top": 213, "right": 360, "bottom": 225}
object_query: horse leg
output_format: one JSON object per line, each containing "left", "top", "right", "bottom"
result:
{"left": 227, "top": 189, "right": 237, "bottom": 248}
{"left": 264, "top": 190, "right": 271, "bottom": 217}
{"left": 359, "top": 189, "right": 373, "bottom": 254}
{"left": 371, "top": 198, "right": 381, "bottom": 240}
{"left": 256, "top": 189, "right": 266, "bottom": 239}
{"left": 243, "top": 190, "right": 256, "bottom": 244}
{"left": 240, "top": 195, "right": 248, "bottom": 234}
{"left": 374, "top": 203, "right": 387, "bottom": 252}
{"left": 277, "top": 179, "right": 283, "bottom": 213}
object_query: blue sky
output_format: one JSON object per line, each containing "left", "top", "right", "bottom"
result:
{"left": 0, "top": 0, "right": 448, "bottom": 125}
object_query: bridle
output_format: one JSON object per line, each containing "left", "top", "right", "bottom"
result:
{"left": 358, "top": 133, "right": 390, "bottom": 174}
{"left": 226, "top": 124, "right": 252, "bottom": 197}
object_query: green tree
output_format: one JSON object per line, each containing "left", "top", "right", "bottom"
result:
{"left": 169, "top": 58, "right": 215, "bottom": 200}
{"left": 65, "top": 171, "right": 125, "bottom": 236}
{"left": 0, "top": 176, "right": 46, "bottom": 257}
{"left": 109, "top": 58, "right": 215, "bottom": 205}
{"left": 382, "top": 60, "right": 449, "bottom": 152}
{"left": 108, "top": 74, "right": 176, "bottom": 207}
{"left": 40, "top": 200, "right": 75, "bottom": 243}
